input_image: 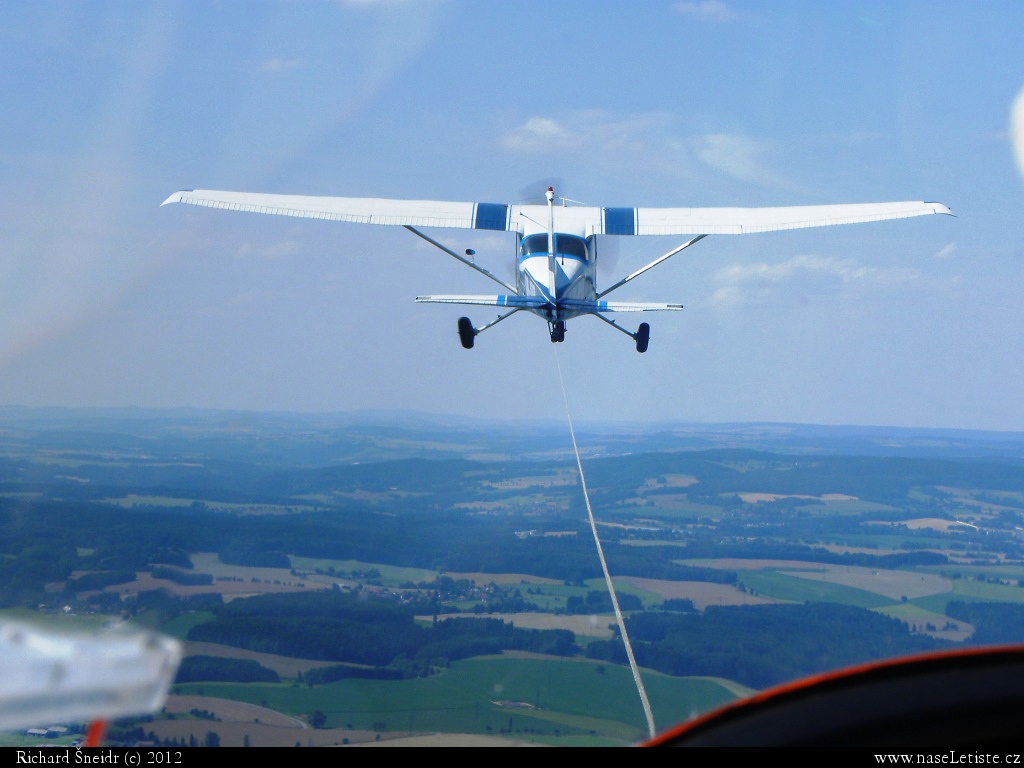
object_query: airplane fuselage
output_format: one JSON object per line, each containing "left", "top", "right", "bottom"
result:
{"left": 516, "top": 232, "right": 597, "bottom": 325}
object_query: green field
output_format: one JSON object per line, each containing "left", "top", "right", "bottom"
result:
{"left": 788, "top": 499, "right": 897, "bottom": 516}
{"left": 173, "top": 656, "right": 743, "bottom": 745}
{"left": 737, "top": 571, "right": 892, "bottom": 608}
{"left": 0, "top": 732, "right": 81, "bottom": 748}
{"left": 512, "top": 588, "right": 569, "bottom": 612}
{"left": 919, "top": 564, "right": 1024, "bottom": 582}
{"left": 609, "top": 505, "right": 719, "bottom": 521}
{"left": 589, "top": 578, "right": 665, "bottom": 609}
{"left": 288, "top": 557, "right": 438, "bottom": 587}
{"left": 946, "top": 578, "right": 1024, "bottom": 603}
{"left": 814, "top": 532, "right": 956, "bottom": 550}
{"left": 876, "top": 602, "right": 971, "bottom": 639}
{"left": 0, "top": 608, "right": 113, "bottom": 633}
{"left": 102, "top": 494, "right": 314, "bottom": 514}
{"left": 157, "top": 611, "right": 218, "bottom": 640}
{"left": 913, "top": 593, "right": 972, "bottom": 613}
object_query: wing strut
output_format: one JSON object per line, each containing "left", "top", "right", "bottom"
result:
{"left": 476, "top": 307, "right": 521, "bottom": 334}
{"left": 597, "top": 234, "right": 707, "bottom": 299}
{"left": 456, "top": 308, "right": 522, "bottom": 349}
{"left": 546, "top": 187, "right": 557, "bottom": 300}
{"left": 591, "top": 313, "right": 652, "bottom": 353}
{"left": 592, "top": 312, "right": 641, "bottom": 339}
{"left": 404, "top": 226, "right": 517, "bottom": 293}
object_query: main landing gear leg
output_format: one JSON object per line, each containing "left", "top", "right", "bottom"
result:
{"left": 591, "top": 314, "right": 651, "bottom": 353}
{"left": 456, "top": 309, "right": 521, "bottom": 349}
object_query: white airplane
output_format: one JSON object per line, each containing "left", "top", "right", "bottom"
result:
{"left": 162, "top": 187, "right": 952, "bottom": 352}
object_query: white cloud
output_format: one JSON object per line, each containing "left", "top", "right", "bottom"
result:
{"left": 500, "top": 111, "right": 794, "bottom": 189}
{"left": 502, "top": 117, "right": 574, "bottom": 150}
{"left": 500, "top": 111, "right": 662, "bottom": 154}
{"left": 933, "top": 242, "right": 957, "bottom": 260}
{"left": 339, "top": 0, "right": 444, "bottom": 113}
{"left": 673, "top": 1, "right": 742, "bottom": 22}
{"left": 1012, "top": 85, "right": 1024, "bottom": 184}
{"left": 692, "top": 133, "right": 789, "bottom": 188}
{"left": 235, "top": 240, "right": 304, "bottom": 261}
{"left": 709, "top": 255, "right": 922, "bottom": 306}
{"left": 257, "top": 57, "right": 304, "bottom": 73}
{"left": 339, "top": 0, "right": 416, "bottom": 6}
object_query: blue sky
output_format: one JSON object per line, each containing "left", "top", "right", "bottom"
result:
{"left": 1, "top": 1, "right": 1023, "bottom": 430}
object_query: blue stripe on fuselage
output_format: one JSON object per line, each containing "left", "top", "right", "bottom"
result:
{"left": 604, "top": 207, "right": 636, "bottom": 235}
{"left": 474, "top": 203, "right": 509, "bottom": 231}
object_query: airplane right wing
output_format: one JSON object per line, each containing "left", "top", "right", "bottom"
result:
{"left": 162, "top": 190, "right": 517, "bottom": 232}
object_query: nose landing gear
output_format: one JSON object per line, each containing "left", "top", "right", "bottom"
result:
{"left": 548, "top": 320, "right": 566, "bottom": 343}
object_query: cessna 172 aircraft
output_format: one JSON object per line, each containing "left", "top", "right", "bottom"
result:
{"left": 162, "top": 187, "right": 952, "bottom": 352}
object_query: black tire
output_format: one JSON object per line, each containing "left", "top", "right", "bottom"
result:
{"left": 635, "top": 322, "right": 650, "bottom": 353}
{"left": 457, "top": 317, "right": 476, "bottom": 349}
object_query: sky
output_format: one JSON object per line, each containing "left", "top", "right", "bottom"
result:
{"left": 1, "top": 1, "right": 1023, "bottom": 431}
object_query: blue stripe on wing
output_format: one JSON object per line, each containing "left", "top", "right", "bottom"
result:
{"left": 603, "top": 207, "right": 637, "bottom": 235}
{"left": 473, "top": 203, "right": 510, "bottom": 231}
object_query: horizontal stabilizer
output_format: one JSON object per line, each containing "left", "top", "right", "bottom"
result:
{"left": 415, "top": 295, "right": 548, "bottom": 308}
{"left": 560, "top": 299, "right": 684, "bottom": 313}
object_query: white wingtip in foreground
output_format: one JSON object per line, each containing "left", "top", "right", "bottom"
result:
{"left": 163, "top": 187, "right": 952, "bottom": 352}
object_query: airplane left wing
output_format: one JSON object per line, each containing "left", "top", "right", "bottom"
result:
{"left": 598, "top": 201, "right": 953, "bottom": 236}
{"left": 161, "top": 190, "right": 516, "bottom": 232}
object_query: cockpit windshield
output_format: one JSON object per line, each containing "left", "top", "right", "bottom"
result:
{"left": 521, "top": 233, "right": 588, "bottom": 259}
